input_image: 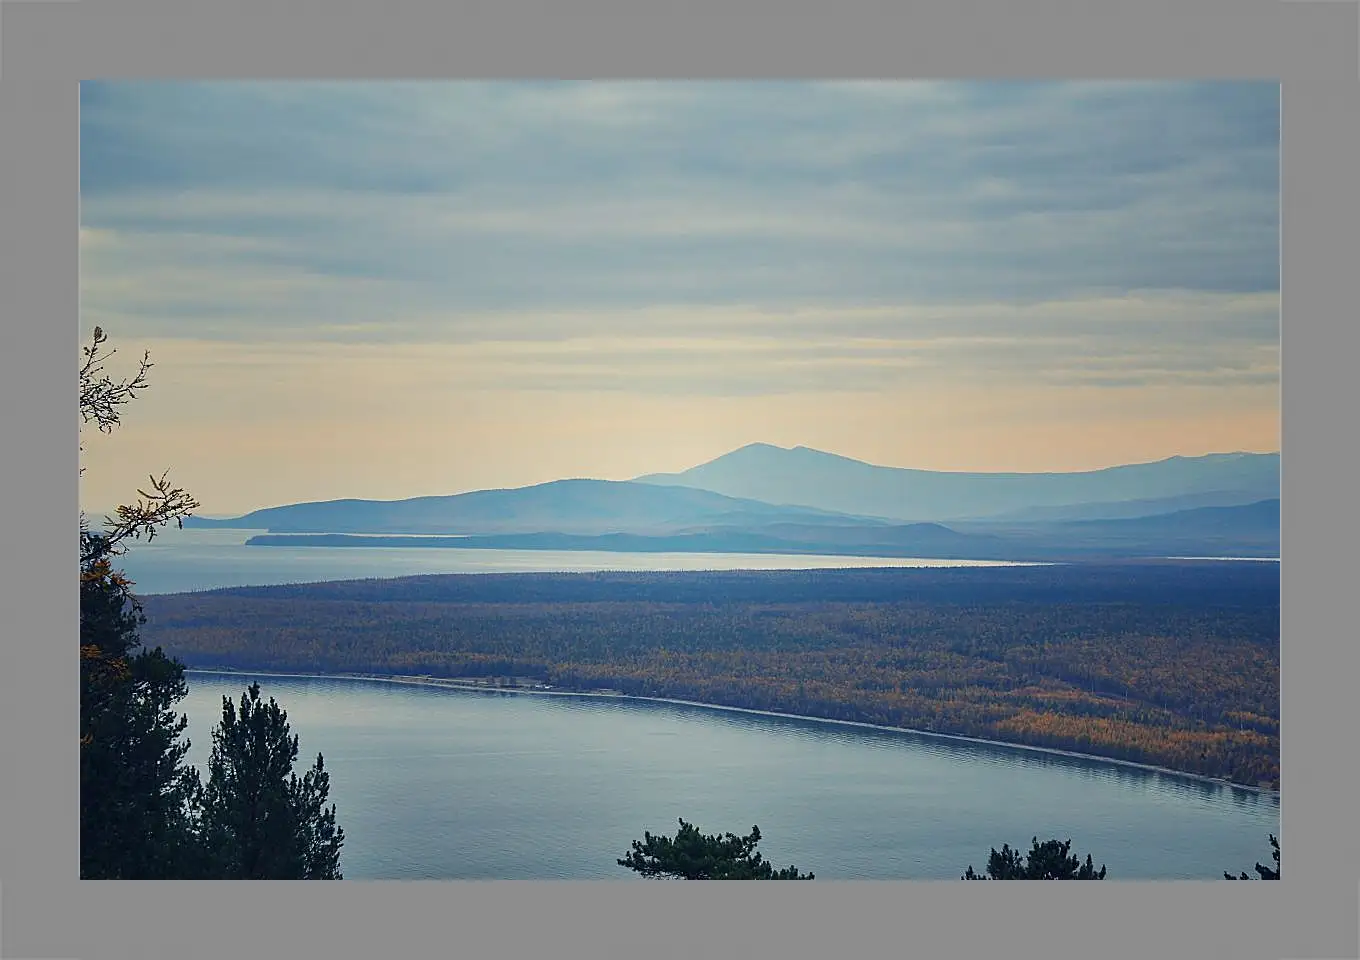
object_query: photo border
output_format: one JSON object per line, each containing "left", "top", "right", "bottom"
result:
{"left": 2, "top": 1, "right": 1354, "bottom": 958}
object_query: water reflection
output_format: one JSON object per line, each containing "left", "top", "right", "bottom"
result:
{"left": 181, "top": 670, "right": 1278, "bottom": 880}
{"left": 528, "top": 691, "right": 1277, "bottom": 812}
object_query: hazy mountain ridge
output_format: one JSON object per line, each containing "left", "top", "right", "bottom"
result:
{"left": 954, "top": 499, "right": 1280, "bottom": 556}
{"left": 968, "top": 489, "right": 1274, "bottom": 523}
{"left": 1060, "top": 497, "right": 1279, "bottom": 536}
{"left": 184, "top": 477, "right": 885, "bottom": 536}
{"left": 633, "top": 443, "right": 1280, "bottom": 524}
{"left": 187, "top": 444, "right": 1279, "bottom": 559}
{"left": 244, "top": 499, "right": 1280, "bottom": 561}
{"left": 243, "top": 526, "right": 1008, "bottom": 558}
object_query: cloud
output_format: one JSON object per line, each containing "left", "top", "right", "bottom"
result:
{"left": 107, "top": 281, "right": 1275, "bottom": 403}
{"left": 79, "top": 80, "right": 1280, "bottom": 398}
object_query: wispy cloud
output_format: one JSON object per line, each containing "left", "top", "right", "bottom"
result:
{"left": 77, "top": 80, "right": 1279, "bottom": 507}
{"left": 112, "top": 285, "right": 1277, "bottom": 401}
{"left": 81, "top": 80, "right": 1279, "bottom": 326}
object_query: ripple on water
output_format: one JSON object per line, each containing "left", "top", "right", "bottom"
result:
{"left": 178, "top": 671, "right": 1278, "bottom": 880}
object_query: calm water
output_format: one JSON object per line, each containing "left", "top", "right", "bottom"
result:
{"left": 117, "top": 528, "right": 1043, "bottom": 596}
{"left": 180, "top": 671, "right": 1279, "bottom": 881}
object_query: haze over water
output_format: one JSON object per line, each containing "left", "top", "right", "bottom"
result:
{"left": 120, "top": 528, "right": 1039, "bottom": 596}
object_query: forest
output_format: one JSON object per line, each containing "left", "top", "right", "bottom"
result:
{"left": 139, "top": 560, "right": 1280, "bottom": 788}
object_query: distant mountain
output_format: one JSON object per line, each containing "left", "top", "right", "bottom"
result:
{"left": 183, "top": 478, "right": 884, "bottom": 536}
{"left": 186, "top": 445, "right": 1279, "bottom": 560}
{"left": 243, "top": 499, "right": 1280, "bottom": 562}
{"left": 633, "top": 443, "right": 1280, "bottom": 524}
{"left": 243, "top": 523, "right": 1025, "bottom": 560}
{"left": 968, "top": 489, "right": 1273, "bottom": 523}
{"left": 961, "top": 499, "right": 1279, "bottom": 555}
{"left": 1052, "top": 498, "right": 1280, "bottom": 544}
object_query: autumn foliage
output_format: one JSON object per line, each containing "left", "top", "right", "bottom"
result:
{"left": 140, "top": 562, "right": 1280, "bottom": 787}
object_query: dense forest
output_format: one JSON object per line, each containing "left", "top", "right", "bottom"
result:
{"left": 140, "top": 561, "right": 1280, "bottom": 788}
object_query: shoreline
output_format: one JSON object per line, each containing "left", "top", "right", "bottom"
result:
{"left": 241, "top": 535, "right": 1280, "bottom": 564}
{"left": 183, "top": 667, "right": 1280, "bottom": 799}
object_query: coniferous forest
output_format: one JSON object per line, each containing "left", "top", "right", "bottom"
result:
{"left": 140, "top": 560, "right": 1280, "bottom": 788}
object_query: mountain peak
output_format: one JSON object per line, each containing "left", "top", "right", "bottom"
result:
{"left": 632, "top": 444, "right": 1280, "bottom": 525}
{"left": 721, "top": 442, "right": 865, "bottom": 464}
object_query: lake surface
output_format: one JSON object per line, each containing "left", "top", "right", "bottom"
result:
{"left": 118, "top": 528, "right": 1044, "bottom": 596}
{"left": 180, "top": 671, "right": 1279, "bottom": 881}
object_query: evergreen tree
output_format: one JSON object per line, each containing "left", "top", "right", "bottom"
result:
{"left": 963, "top": 837, "right": 1107, "bottom": 879}
{"left": 79, "top": 326, "right": 205, "bottom": 878}
{"left": 79, "top": 533, "right": 203, "bottom": 878}
{"left": 1225, "top": 833, "right": 1279, "bottom": 880}
{"left": 79, "top": 327, "right": 342, "bottom": 880}
{"left": 198, "top": 683, "right": 344, "bottom": 879}
{"left": 618, "top": 818, "right": 813, "bottom": 879}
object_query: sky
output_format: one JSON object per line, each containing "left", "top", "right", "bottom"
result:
{"left": 78, "top": 80, "right": 1280, "bottom": 516}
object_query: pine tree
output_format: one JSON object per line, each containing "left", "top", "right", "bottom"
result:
{"left": 79, "top": 327, "right": 344, "bottom": 879}
{"left": 618, "top": 819, "right": 813, "bottom": 879}
{"left": 1225, "top": 833, "right": 1279, "bottom": 880}
{"left": 963, "top": 836, "right": 1107, "bottom": 879}
{"left": 198, "top": 683, "right": 344, "bottom": 879}
{"left": 79, "top": 533, "right": 202, "bottom": 879}
{"left": 79, "top": 326, "right": 206, "bottom": 878}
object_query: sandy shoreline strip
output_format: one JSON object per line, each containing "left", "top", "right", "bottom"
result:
{"left": 184, "top": 667, "right": 1280, "bottom": 799}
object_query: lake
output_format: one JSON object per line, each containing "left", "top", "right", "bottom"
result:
{"left": 117, "top": 527, "right": 1045, "bottom": 596}
{"left": 180, "top": 670, "right": 1279, "bottom": 881}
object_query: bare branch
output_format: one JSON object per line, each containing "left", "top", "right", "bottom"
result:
{"left": 77, "top": 328, "right": 200, "bottom": 566}
{"left": 79, "top": 325, "right": 154, "bottom": 440}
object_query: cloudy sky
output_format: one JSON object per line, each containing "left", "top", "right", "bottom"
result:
{"left": 78, "top": 81, "right": 1280, "bottom": 516}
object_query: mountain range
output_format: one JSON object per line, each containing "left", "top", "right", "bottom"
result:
{"left": 634, "top": 443, "right": 1279, "bottom": 523}
{"left": 185, "top": 477, "right": 886, "bottom": 536}
{"left": 186, "top": 444, "right": 1281, "bottom": 560}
